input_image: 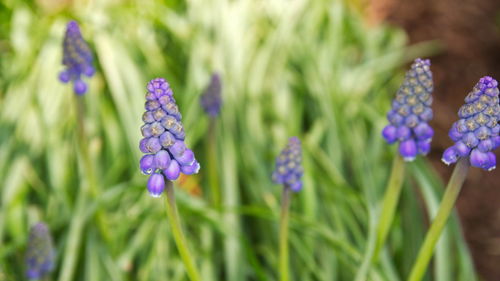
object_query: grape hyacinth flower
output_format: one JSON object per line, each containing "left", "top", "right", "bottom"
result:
{"left": 382, "top": 58, "right": 434, "bottom": 161}
{"left": 371, "top": 59, "right": 434, "bottom": 271}
{"left": 272, "top": 137, "right": 303, "bottom": 281}
{"left": 272, "top": 137, "right": 303, "bottom": 192}
{"left": 200, "top": 73, "right": 223, "bottom": 208}
{"left": 441, "top": 76, "right": 499, "bottom": 171}
{"left": 200, "top": 73, "right": 222, "bottom": 117}
{"left": 139, "top": 78, "right": 202, "bottom": 281}
{"left": 408, "top": 79, "right": 498, "bottom": 281}
{"left": 25, "top": 223, "right": 55, "bottom": 280}
{"left": 139, "top": 78, "right": 200, "bottom": 197}
{"left": 58, "top": 21, "right": 95, "bottom": 95}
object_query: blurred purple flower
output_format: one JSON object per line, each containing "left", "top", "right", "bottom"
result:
{"left": 442, "top": 76, "right": 499, "bottom": 171}
{"left": 200, "top": 73, "right": 222, "bottom": 117}
{"left": 140, "top": 78, "right": 200, "bottom": 197}
{"left": 59, "top": 21, "right": 94, "bottom": 95}
{"left": 382, "top": 58, "right": 434, "bottom": 161}
{"left": 272, "top": 137, "right": 303, "bottom": 192}
{"left": 25, "top": 223, "right": 55, "bottom": 280}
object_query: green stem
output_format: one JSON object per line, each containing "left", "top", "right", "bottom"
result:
{"left": 75, "top": 97, "right": 111, "bottom": 243}
{"left": 374, "top": 155, "right": 406, "bottom": 259}
{"left": 206, "top": 118, "right": 221, "bottom": 209}
{"left": 165, "top": 181, "right": 201, "bottom": 281}
{"left": 407, "top": 157, "right": 470, "bottom": 281}
{"left": 58, "top": 96, "right": 109, "bottom": 281}
{"left": 279, "top": 185, "right": 292, "bottom": 281}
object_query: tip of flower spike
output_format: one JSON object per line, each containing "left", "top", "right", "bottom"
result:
{"left": 272, "top": 137, "right": 303, "bottom": 190}
{"left": 26, "top": 223, "right": 55, "bottom": 279}
{"left": 413, "top": 58, "right": 431, "bottom": 68}
{"left": 200, "top": 73, "right": 222, "bottom": 117}
{"left": 66, "top": 20, "right": 79, "bottom": 30}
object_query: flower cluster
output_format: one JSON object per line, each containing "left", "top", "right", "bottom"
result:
{"left": 59, "top": 21, "right": 95, "bottom": 95}
{"left": 382, "top": 58, "right": 434, "bottom": 161}
{"left": 272, "top": 137, "right": 303, "bottom": 192}
{"left": 139, "top": 78, "right": 200, "bottom": 197}
{"left": 442, "top": 76, "right": 499, "bottom": 171}
{"left": 25, "top": 223, "right": 55, "bottom": 280}
{"left": 200, "top": 73, "right": 222, "bottom": 117}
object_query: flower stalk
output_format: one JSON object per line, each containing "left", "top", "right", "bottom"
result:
{"left": 206, "top": 119, "right": 221, "bottom": 209}
{"left": 279, "top": 185, "right": 292, "bottom": 281}
{"left": 165, "top": 181, "right": 201, "bottom": 281}
{"left": 407, "top": 157, "right": 469, "bottom": 281}
{"left": 374, "top": 155, "right": 406, "bottom": 258}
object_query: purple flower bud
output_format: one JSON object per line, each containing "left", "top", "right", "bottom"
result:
{"left": 59, "top": 71, "right": 70, "bottom": 83}
{"left": 396, "top": 126, "right": 411, "bottom": 141}
{"left": 454, "top": 141, "right": 471, "bottom": 157}
{"left": 146, "top": 137, "right": 162, "bottom": 153}
{"left": 175, "top": 149, "right": 195, "bottom": 166}
{"left": 147, "top": 173, "right": 165, "bottom": 197}
{"left": 25, "top": 223, "right": 55, "bottom": 279}
{"left": 273, "top": 137, "right": 303, "bottom": 192}
{"left": 170, "top": 140, "right": 186, "bottom": 157}
{"left": 414, "top": 123, "right": 434, "bottom": 140}
{"left": 200, "top": 73, "right": 223, "bottom": 117}
{"left": 59, "top": 21, "right": 94, "bottom": 95}
{"left": 382, "top": 125, "right": 397, "bottom": 144}
{"left": 382, "top": 59, "right": 434, "bottom": 160}
{"left": 140, "top": 154, "right": 155, "bottom": 175}
{"left": 442, "top": 76, "right": 499, "bottom": 170}
{"left": 289, "top": 181, "right": 303, "bottom": 192}
{"left": 470, "top": 149, "right": 491, "bottom": 170}
{"left": 399, "top": 139, "right": 417, "bottom": 161}
{"left": 478, "top": 139, "right": 494, "bottom": 152}
{"left": 150, "top": 122, "right": 165, "bottom": 137}
{"left": 442, "top": 147, "right": 459, "bottom": 165}
{"left": 493, "top": 136, "right": 500, "bottom": 149}
{"left": 181, "top": 160, "right": 200, "bottom": 175}
{"left": 73, "top": 79, "right": 87, "bottom": 95}
{"left": 139, "top": 138, "right": 149, "bottom": 153}
{"left": 154, "top": 150, "right": 171, "bottom": 170}
{"left": 448, "top": 123, "right": 463, "bottom": 142}
{"left": 164, "top": 160, "right": 181, "bottom": 180}
{"left": 417, "top": 140, "right": 431, "bottom": 155}
{"left": 139, "top": 78, "right": 200, "bottom": 196}
{"left": 159, "top": 131, "right": 176, "bottom": 148}
{"left": 141, "top": 124, "right": 153, "bottom": 138}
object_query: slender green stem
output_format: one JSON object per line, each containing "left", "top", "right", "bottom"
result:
{"left": 279, "top": 185, "right": 292, "bottom": 281}
{"left": 58, "top": 96, "right": 109, "bottom": 281}
{"left": 407, "top": 157, "right": 470, "bottom": 281}
{"left": 75, "top": 97, "right": 111, "bottom": 243}
{"left": 165, "top": 181, "right": 201, "bottom": 281}
{"left": 374, "top": 155, "right": 406, "bottom": 259}
{"left": 206, "top": 118, "right": 221, "bottom": 209}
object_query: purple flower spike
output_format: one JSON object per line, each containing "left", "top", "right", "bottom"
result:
{"left": 382, "top": 58, "right": 434, "bottom": 161}
{"left": 139, "top": 78, "right": 200, "bottom": 197}
{"left": 200, "top": 73, "right": 222, "bottom": 117}
{"left": 59, "top": 21, "right": 94, "bottom": 95}
{"left": 25, "top": 223, "right": 55, "bottom": 280}
{"left": 272, "top": 137, "right": 303, "bottom": 192}
{"left": 442, "top": 76, "right": 499, "bottom": 171}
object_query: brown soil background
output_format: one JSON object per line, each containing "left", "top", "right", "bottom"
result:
{"left": 370, "top": 0, "right": 500, "bottom": 280}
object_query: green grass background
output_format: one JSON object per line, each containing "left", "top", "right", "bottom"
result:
{"left": 0, "top": 0, "right": 478, "bottom": 280}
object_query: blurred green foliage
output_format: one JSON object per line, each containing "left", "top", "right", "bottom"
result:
{"left": 0, "top": 0, "right": 478, "bottom": 280}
